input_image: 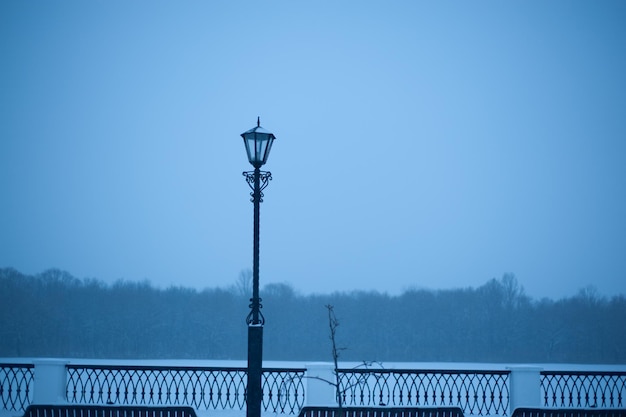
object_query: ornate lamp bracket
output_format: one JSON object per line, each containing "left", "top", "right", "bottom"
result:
{"left": 246, "top": 299, "right": 266, "bottom": 325}
{"left": 243, "top": 170, "right": 272, "bottom": 203}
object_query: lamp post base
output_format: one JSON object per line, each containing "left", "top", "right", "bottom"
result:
{"left": 247, "top": 324, "right": 264, "bottom": 417}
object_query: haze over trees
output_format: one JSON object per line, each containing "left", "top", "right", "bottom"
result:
{"left": 1, "top": 268, "right": 624, "bottom": 363}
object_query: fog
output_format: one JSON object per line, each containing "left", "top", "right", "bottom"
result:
{"left": 1, "top": 2, "right": 626, "bottom": 301}
{"left": 2, "top": 269, "right": 625, "bottom": 363}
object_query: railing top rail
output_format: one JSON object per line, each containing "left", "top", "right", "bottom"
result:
{"left": 338, "top": 368, "right": 510, "bottom": 375}
{"left": 0, "top": 363, "right": 34, "bottom": 368}
{"left": 66, "top": 364, "right": 248, "bottom": 371}
{"left": 541, "top": 370, "right": 626, "bottom": 376}
{"left": 66, "top": 364, "right": 306, "bottom": 372}
{"left": 264, "top": 367, "right": 307, "bottom": 372}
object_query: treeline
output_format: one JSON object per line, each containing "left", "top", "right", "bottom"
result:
{"left": 1, "top": 268, "right": 625, "bottom": 363}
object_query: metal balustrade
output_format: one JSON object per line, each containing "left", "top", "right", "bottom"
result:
{"left": 541, "top": 371, "right": 626, "bottom": 409}
{"left": 65, "top": 365, "right": 305, "bottom": 414}
{"left": 338, "top": 369, "right": 510, "bottom": 416}
{"left": 0, "top": 363, "right": 34, "bottom": 411}
{"left": 264, "top": 367, "right": 306, "bottom": 413}
{"left": 3, "top": 362, "right": 626, "bottom": 416}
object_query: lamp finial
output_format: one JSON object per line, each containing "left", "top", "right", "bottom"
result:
{"left": 257, "top": 117, "right": 260, "bottom": 127}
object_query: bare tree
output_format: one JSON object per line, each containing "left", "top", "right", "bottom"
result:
{"left": 327, "top": 304, "right": 346, "bottom": 409}
{"left": 324, "top": 305, "right": 383, "bottom": 410}
{"left": 234, "top": 269, "right": 252, "bottom": 297}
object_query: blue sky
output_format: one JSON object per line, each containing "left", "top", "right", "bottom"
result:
{"left": 1, "top": 1, "right": 625, "bottom": 300}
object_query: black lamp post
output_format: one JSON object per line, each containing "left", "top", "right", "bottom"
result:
{"left": 240, "top": 117, "right": 276, "bottom": 417}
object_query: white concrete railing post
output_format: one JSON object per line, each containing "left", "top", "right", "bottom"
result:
{"left": 305, "top": 363, "right": 338, "bottom": 406}
{"left": 507, "top": 366, "right": 543, "bottom": 415}
{"left": 32, "top": 359, "right": 69, "bottom": 404}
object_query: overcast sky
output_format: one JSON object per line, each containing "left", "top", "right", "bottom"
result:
{"left": 1, "top": 1, "right": 625, "bottom": 300}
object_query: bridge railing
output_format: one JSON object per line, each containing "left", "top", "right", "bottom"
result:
{"left": 541, "top": 371, "right": 626, "bottom": 409}
{"left": 0, "top": 363, "right": 34, "bottom": 412}
{"left": 66, "top": 364, "right": 305, "bottom": 414}
{"left": 1, "top": 361, "right": 625, "bottom": 416}
{"left": 337, "top": 368, "right": 510, "bottom": 416}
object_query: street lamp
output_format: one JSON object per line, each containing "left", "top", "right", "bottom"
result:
{"left": 240, "top": 117, "right": 276, "bottom": 417}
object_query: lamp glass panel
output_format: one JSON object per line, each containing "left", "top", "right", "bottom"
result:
{"left": 258, "top": 136, "right": 270, "bottom": 163}
{"left": 252, "top": 135, "right": 272, "bottom": 165}
{"left": 263, "top": 140, "right": 273, "bottom": 164}
{"left": 244, "top": 136, "right": 255, "bottom": 164}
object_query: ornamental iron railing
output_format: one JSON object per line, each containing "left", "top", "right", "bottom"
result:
{"left": 66, "top": 365, "right": 305, "bottom": 414}
{"left": 4, "top": 363, "right": 626, "bottom": 416}
{"left": 0, "top": 363, "right": 34, "bottom": 411}
{"left": 338, "top": 369, "right": 510, "bottom": 416}
{"left": 541, "top": 371, "right": 626, "bottom": 409}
